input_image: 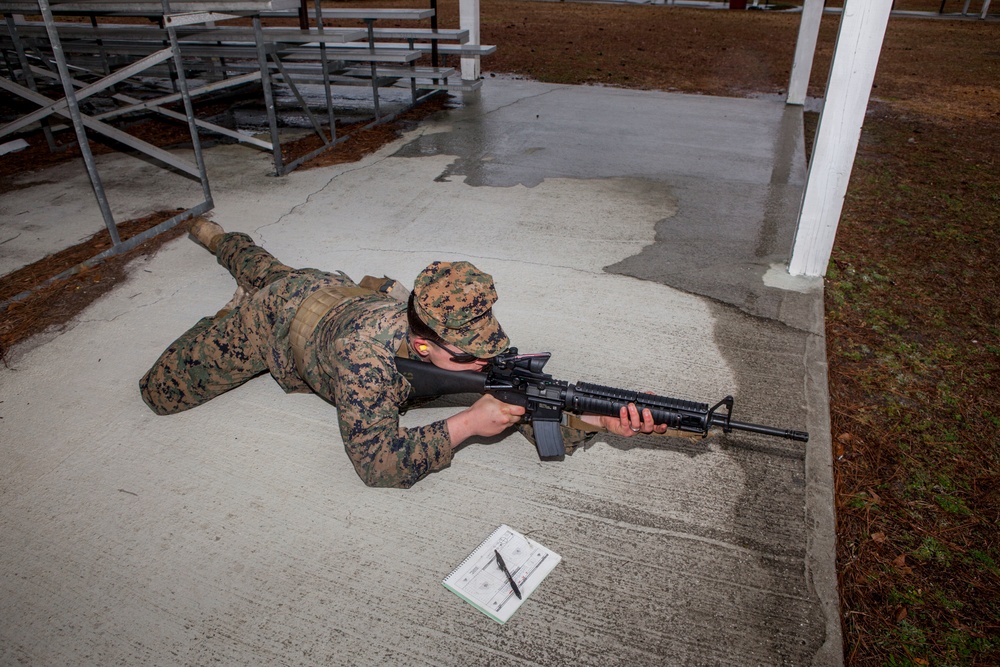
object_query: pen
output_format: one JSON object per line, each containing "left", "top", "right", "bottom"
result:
{"left": 494, "top": 549, "right": 522, "bottom": 600}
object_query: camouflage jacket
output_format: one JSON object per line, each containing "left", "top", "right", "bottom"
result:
{"left": 290, "top": 291, "right": 453, "bottom": 489}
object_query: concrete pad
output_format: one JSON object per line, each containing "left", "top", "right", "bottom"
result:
{"left": 0, "top": 81, "right": 840, "bottom": 665}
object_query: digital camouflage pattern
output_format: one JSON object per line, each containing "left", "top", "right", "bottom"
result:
{"left": 412, "top": 261, "right": 509, "bottom": 359}
{"left": 140, "top": 232, "right": 453, "bottom": 488}
{"left": 141, "top": 234, "right": 594, "bottom": 488}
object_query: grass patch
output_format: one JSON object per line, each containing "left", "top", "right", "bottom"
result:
{"left": 829, "top": 104, "right": 1000, "bottom": 665}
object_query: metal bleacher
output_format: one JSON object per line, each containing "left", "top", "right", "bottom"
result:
{"left": 1, "top": 1, "right": 493, "bottom": 174}
{"left": 0, "top": 0, "right": 494, "bottom": 293}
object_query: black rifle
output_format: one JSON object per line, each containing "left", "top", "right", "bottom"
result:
{"left": 396, "top": 348, "right": 809, "bottom": 458}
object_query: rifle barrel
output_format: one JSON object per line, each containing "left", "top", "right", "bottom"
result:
{"left": 713, "top": 416, "right": 810, "bottom": 442}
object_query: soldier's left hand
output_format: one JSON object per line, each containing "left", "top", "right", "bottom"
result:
{"left": 600, "top": 403, "right": 669, "bottom": 438}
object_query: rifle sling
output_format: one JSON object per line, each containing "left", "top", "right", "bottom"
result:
{"left": 563, "top": 413, "right": 704, "bottom": 440}
{"left": 564, "top": 413, "right": 605, "bottom": 433}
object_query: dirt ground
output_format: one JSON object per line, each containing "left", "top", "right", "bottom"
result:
{"left": 2, "top": 2, "right": 998, "bottom": 664}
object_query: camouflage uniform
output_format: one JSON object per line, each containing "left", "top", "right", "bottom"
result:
{"left": 142, "top": 233, "right": 593, "bottom": 488}
{"left": 141, "top": 232, "right": 455, "bottom": 488}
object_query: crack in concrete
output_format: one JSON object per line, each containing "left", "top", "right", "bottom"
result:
{"left": 461, "top": 86, "right": 559, "bottom": 120}
{"left": 350, "top": 245, "right": 613, "bottom": 279}
{"left": 253, "top": 151, "right": 402, "bottom": 242}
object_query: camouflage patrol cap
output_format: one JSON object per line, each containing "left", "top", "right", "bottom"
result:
{"left": 412, "top": 261, "right": 510, "bottom": 358}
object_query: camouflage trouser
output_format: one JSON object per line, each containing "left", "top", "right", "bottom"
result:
{"left": 139, "top": 232, "right": 350, "bottom": 415}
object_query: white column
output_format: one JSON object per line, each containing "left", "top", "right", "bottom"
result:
{"left": 788, "top": 0, "right": 893, "bottom": 277}
{"left": 459, "top": 0, "right": 481, "bottom": 82}
{"left": 787, "top": 0, "right": 825, "bottom": 106}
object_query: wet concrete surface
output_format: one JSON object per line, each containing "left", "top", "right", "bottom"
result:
{"left": 395, "top": 83, "right": 822, "bottom": 331}
{"left": 0, "top": 79, "right": 840, "bottom": 665}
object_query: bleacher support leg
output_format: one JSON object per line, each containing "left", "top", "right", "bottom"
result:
{"left": 36, "top": 0, "right": 119, "bottom": 245}
{"left": 364, "top": 18, "right": 381, "bottom": 119}
{"left": 4, "top": 14, "right": 58, "bottom": 151}
{"left": 162, "top": 0, "right": 212, "bottom": 205}
{"left": 253, "top": 16, "right": 285, "bottom": 176}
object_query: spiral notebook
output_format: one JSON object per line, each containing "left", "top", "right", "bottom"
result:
{"left": 442, "top": 524, "right": 561, "bottom": 624}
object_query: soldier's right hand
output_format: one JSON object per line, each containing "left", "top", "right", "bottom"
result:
{"left": 445, "top": 395, "right": 526, "bottom": 446}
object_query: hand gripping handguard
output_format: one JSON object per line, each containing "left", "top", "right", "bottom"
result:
{"left": 395, "top": 348, "right": 809, "bottom": 458}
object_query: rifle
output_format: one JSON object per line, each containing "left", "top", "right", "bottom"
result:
{"left": 396, "top": 348, "right": 809, "bottom": 458}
